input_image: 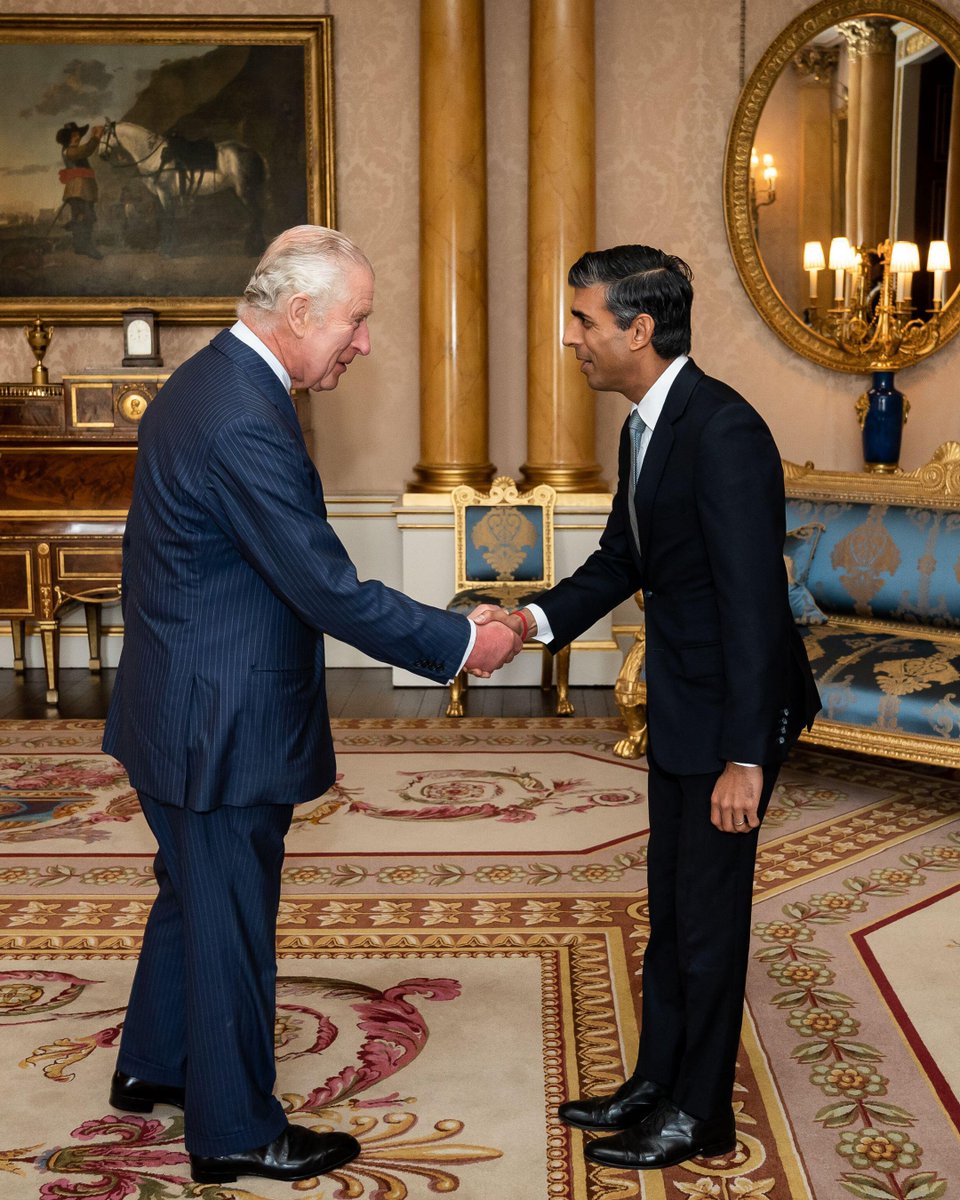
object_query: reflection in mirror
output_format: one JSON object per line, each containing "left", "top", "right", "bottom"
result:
{"left": 754, "top": 19, "right": 957, "bottom": 325}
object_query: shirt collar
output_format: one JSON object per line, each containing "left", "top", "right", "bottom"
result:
{"left": 633, "top": 354, "right": 688, "bottom": 429}
{"left": 229, "top": 319, "right": 292, "bottom": 393}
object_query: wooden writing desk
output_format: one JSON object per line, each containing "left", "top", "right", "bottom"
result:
{"left": 0, "top": 373, "right": 165, "bottom": 704}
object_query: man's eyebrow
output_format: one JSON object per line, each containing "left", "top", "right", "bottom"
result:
{"left": 570, "top": 306, "right": 590, "bottom": 321}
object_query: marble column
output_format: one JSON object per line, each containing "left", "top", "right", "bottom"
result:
{"left": 794, "top": 48, "right": 839, "bottom": 307}
{"left": 854, "top": 18, "right": 897, "bottom": 249}
{"left": 410, "top": 0, "right": 493, "bottom": 493}
{"left": 943, "top": 69, "right": 960, "bottom": 297}
{"left": 840, "top": 25, "right": 863, "bottom": 245}
{"left": 522, "top": 0, "right": 604, "bottom": 493}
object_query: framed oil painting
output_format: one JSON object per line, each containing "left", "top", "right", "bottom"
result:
{"left": 0, "top": 15, "right": 334, "bottom": 323}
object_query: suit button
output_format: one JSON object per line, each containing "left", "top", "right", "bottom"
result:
{"left": 778, "top": 736, "right": 786, "bottom": 744}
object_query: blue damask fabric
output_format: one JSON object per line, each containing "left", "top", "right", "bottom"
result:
{"left": 463, "top": 505, "right": 546, "bottom": 583}
{"left": 785, "top": 524, "right": 828, "bottom": 625}
{"left": 798, "top": 624, "right": 960, "bottom": 740}
{"left": 785, "top": 499, "right": 960, "bottom": 626}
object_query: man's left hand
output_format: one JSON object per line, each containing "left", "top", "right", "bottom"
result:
{"left": 710, "top": 762, "right": 763, "bottom": 833}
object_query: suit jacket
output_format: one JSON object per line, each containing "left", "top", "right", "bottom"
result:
{"left": 537, "top": 358, "right": 820, "bottom": 774}
{"left": 103, "top": 329, "right": 469, "bottom": 810}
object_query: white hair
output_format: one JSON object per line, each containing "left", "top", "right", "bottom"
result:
{"left": 237, "top": 225, "right": 372, "bottom": 321}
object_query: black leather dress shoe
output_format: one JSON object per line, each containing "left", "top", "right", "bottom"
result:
{"left": 190, "top": 1124, "right": 361, "bottom": 1184}
{"left": 109, "top": 1070, "right": 185, "bottom": 1113}
{"left": 558, "top": 1076, "right": 666, "bottom": 1131}
{"left": 584, "top": 1100, "right": 736, "bottom": 1170}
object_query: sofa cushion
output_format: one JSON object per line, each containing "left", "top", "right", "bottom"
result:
{"left": 799, "top": 623, "right": 960, "bottom": 740}
{"left": 785, "top": 499, "right": 960, "bottom": 627}
{"left": 785, "top": 524, "right": 828, "bottom": 625}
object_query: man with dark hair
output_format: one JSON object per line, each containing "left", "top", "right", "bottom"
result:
{"left": 55, "top": 121, "right": 104, "bottom": 260}
{"left": 472, "top": 243, "right": 820, "bottom": 1170}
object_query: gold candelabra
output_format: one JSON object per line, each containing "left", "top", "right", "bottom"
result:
{"left": 803, "top": 237, "right": 948, "bottom": 371}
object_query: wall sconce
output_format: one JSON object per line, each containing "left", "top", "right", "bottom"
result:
{"left": 750, "top": 147, "right": 777, "bottom": 236}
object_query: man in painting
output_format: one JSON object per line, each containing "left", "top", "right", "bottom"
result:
{"left": 102, "top": 225, "right": 521, "bottom": 1185}
{"left": 472, "top": 244, "right": 820, "bottom": 1171}
{"left": 55, "top": 121, "right": 104, "bottom": 260}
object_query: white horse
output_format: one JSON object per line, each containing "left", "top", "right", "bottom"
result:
{"left": 98, "top": 120, "right": 265, "bottom": 254}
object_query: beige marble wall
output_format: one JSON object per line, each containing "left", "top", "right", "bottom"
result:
{"left": 3, "top": 0, "right": 959, "bottom": 493}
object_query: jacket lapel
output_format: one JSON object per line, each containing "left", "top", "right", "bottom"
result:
{"left": 633, "top": 358, "right": 703, "bottom": 563}
{"left": 209, "top": 329, "right": 303, "bottom": 441}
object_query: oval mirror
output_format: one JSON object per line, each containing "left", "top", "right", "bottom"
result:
{"left": 724, "top": 0, "right": 960, "bottom": 371}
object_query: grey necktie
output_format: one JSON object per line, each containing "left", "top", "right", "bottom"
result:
{"left": 627, "top": 408, "right": 648, "bottom": 552}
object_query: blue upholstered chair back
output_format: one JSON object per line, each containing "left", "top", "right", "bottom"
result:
{"left": 786, "top": 497, "right": 960, "bottom": 626}
{"left": 450, "top": 476, "right": 557, "bottom": 603}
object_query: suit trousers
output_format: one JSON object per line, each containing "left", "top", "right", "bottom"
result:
{"left": 635, "top": 752, "right": 780, "bottom": 1119}
{"left": 117, "top": 794, "right": 293, "bottom": 1156}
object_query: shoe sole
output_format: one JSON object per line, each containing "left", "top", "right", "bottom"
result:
{"left": 190, "top": 1144, "right": 361, "bottom": 1184}
{"left": 585, "top": 1137, "right": 736, "bottom": 1170}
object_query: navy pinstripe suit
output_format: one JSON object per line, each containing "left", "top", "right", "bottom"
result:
{"left": 104, "top": 329, "right": 469, "bottom": 1154}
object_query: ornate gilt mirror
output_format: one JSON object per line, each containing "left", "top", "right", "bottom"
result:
{"left": 724, "top": 0, "right": 960, "bottom": 372}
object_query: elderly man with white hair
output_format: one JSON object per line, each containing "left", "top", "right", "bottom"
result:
{"left": 102, "top": 226, "right": 520, "bottom": 1186}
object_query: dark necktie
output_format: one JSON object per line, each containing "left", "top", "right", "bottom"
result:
{"left": 628, "top": 408, "right": 648, "bottom": 553}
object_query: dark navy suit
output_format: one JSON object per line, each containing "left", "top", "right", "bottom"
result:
{"left": 537, "top": 359, "right": 820, "bottom": 1118}
{"left": 104, "top": 329, "right": 469, "bottom": 1154}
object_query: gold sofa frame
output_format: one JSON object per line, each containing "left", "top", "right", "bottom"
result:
{"left": 613, "top": 442, "right": 960, "bottom": 768}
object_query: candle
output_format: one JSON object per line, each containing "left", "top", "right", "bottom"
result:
{"left": 802, "top": 241, "right": 825, "bottom": 304}
{"left": 828, "top": 237, "right": 853, "bottom": 303}
{"left": 927, "top": 240, "right": 951, "bottom": 308}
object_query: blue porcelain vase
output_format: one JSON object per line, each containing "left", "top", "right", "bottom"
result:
{"left": 860, "top": 371, "right": 905, "bottom": 472}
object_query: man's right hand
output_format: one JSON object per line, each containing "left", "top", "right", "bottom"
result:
{"left": 464, "top": 619, "right": 522, "bottom": 678}
{"left": 468, "top": 604, "right": 527, "bottom": 639}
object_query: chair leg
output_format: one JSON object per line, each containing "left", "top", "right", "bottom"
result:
{"left": 613, "top": 631, "right": 648, "bottom": 758}
{"left": 613, "top": 700, "right": 648, "bottom": 759}
{"left": 10, "top": 620, "right": 26, "bottom": 673}
{"left": 554, "top": 645, "right": 574, "bottom": 716}
{"left": 539, "top": 646, "right": 552, "bottom": 692}
{"left": 85, "top": 603, "right": 103, "bottom": 673}
{"left": 446, "top": 669, "right": 467, "bottom": 718}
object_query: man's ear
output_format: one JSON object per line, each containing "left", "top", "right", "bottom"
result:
{"left": 631, "top": 313, "right": 655, "bottom": 350}
{"left": 286, "top": 293, "right": 312, "bottom": 338}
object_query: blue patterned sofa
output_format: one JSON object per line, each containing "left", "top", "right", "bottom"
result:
{"left": 781, "top": 441, "right": 960, "bottom": 768}
{"left": 612, "top": 442, "right": 960, "bottom": 768}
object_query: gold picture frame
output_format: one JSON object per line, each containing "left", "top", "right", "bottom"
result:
{"left": 0, "top": 14, "right": 334, "bottom": 324}
{"left": 723, "top": 0, "right": 960, "bottom": 372}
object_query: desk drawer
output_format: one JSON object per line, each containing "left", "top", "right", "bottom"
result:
{"left": 0, "top": 546, "right": 34, "bottom": 616}
{"left": 57, "top": 545, "right": 123, "bottom": 582}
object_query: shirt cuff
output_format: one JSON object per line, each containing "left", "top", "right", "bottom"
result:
{"left": 733, "top": 761, "right": 760, "bottom": 768}
{"left": 452, "top": 619, "right": 478, "bottom": 680}
{"left": 524, "top": 603, "right": 553, "bottom": 644}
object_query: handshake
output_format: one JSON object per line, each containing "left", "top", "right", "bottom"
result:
{"left": 462, "top": 604, "right": 535, "bottom": 678}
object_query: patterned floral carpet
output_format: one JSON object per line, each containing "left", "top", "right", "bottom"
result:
{"left": 1, "top": 717, "right": 959, "bottom": 1200}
